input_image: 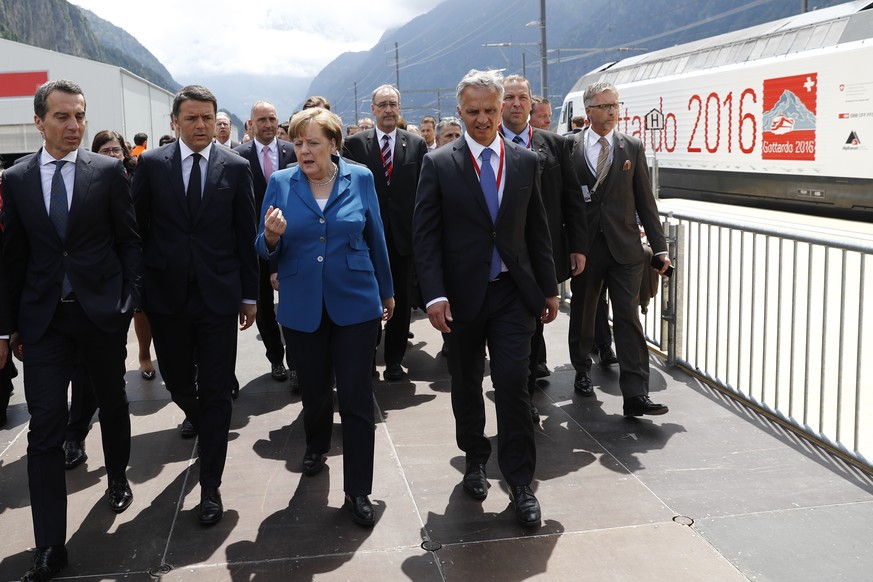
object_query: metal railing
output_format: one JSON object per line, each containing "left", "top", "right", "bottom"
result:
{"left": 650, "top": 209, "right": 873, "bottom": 468}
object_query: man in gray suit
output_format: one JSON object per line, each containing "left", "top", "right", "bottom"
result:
{"left": 567, "top": 82, "right": 672, "bottom": 416}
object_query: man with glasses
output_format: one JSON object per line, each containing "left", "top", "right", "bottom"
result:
{"left": 567, "top": 82, "right": 672, "bottom": 417}
{"left": 343, "top": 85, "right": 428, "bottom": 382}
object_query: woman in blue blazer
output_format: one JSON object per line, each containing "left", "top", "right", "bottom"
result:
{"left": 256, "top": 107, "right": 394, "bottom": 527}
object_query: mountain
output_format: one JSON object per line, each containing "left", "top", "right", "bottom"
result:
{"left": 306, "top": 0, "right": 848, "bottom": 125}
{"left": 763, "top": 90, "right": 817, "bottom": 131}
{"left": 0, "top": 0, "right": 180, "bottom": 91}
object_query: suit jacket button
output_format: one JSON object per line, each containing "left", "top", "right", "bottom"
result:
{"left": 492, "top": 232, "right": 497, "bottom": 239}
{"left": 317, "top": 256, "right": 324, "bottom": 262}
{"left": 62, "top": 251, "right": 68, "bottom": 256}
{"left": 319, "top": 236, "right": 325, "bottom": 243}
{"left": 319, "top": 218, "right": 325, "bottom": 224}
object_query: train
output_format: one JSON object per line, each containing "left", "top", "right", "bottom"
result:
{"left": 559, "top": 0, "right": 873, "bottom": 220}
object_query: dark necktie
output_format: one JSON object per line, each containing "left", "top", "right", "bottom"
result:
{"left": 188, "top": 153, "right": 202, "bottom": 219}
{"left": 381, "top": 134, "right": 392, "bottom": 186}
{"left": 50, "top": 160, "right": 74, "bottom": 297}
{"left": 512, "top": 135, "right": 524, "bottom": 146}
{"left": 593, "top": 136, "right": 609, "bottom": 192}
{"left": 479, "top": 148, "right": 502, "bottom": 280}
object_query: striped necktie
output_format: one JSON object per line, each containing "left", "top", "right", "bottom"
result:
{"left": 381, "top": 134, "right": 392, "bottom": 186}
{"left": 593, "top": 136, "right": 609, "bottom": 192}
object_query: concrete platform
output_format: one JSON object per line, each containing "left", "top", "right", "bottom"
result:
{"left": 1, "top": 306, "right": 871, "bottom": 581}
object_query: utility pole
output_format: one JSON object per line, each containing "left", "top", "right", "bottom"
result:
{"left": 539, "top": 0, "right": 547, "bottom": 99}
{"left": 395, "top": 42, "right": 401, "bottom": 90}
{"left": 354, "top": 82, "right": 358, "bottom": 121}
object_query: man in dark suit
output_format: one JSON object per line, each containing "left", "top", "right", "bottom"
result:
{"left": 413, "top": 69, "right": 559, "bottom": 528}
{"left": 215, "top": 112, "right": 240, "bottom": 148}
{"left": 132, "top": 85, "right": 258, "bottom": 525}
{"left": 499, "top": 75, "right": 587, "bottom": 423}
{"left": 567, "top": 81, "right": 672, "bottom": 417}
{"left": 344, "top": 85, "right": 428, "bottom": 381}
{"left": 234, "top": 100, "right": 297, "bottom": 389}
{"left": 1, "top": 79, "right": 141, "bottom": 581}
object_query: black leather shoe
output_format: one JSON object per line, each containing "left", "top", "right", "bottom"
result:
{"left": 574, "top": 370, "right": 594, "bottom": 397}
{"left": 534, "top": 362, "right": 551, "bottom": 378}
{"left": 344, "top": 493, "right": 375, "bottom": 527}
{"left": 180, "top": 418, "right": 197, "bottom": 439}
{"left": 530, "top": 405, "right": 540, "bottom": 424}
{"left": 21, "top": 545, "right": 67, "bottom": 582}
{"left": 64, "top": 440, "right": 87, "bottom": 470}
{"left": 623, "top": 395, "right": 669, "bottom": 417}
{"left": 199, "top": 486, "right": 223, "bottom": 525}
{"left": 302, "top": 451, "right": 325, "bottom": 476}
{"left": 509, "top": 485, "right": 541, "bottom": 527}
{"left": 598, "top": 345, "right": 619, "bottom": 366}
{"left": 383, "top": 363, "right": 405, "bottom": 381}
{"left": 107, "top": 478, "right": 133, "bottom": 513}
{"left": 462, "top": 462, "right": 489, "bottom": 500}
{"left": 271, "top": 363, "right": 288, "bottom": 381}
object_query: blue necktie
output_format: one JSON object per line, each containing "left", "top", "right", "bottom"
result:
{"left": 50, "top": 160, "right": 73, "bottom": 297}
{"left": 479, "top": 148, "right": 502, "bottom": 280}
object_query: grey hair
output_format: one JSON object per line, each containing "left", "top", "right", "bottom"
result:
{"left": 34, "top": 80, "right": 85, "bottom": 119}
{"left": 456, "top": 69, "right": 504, "bottom": 105}
{"left": 436, "top": 116, "right": 462, "bottom": 134}
{"left": 583, "top": 82, "right": 618, "bottom": 107}
{"left": 371, "top": 84, "right": 400, "bottom": 104}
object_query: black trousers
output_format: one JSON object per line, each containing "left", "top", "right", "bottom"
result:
{"left": 594, "top": 286, "right": 613, "bottom": 348}
{"left": 255, "top": 258, "right": 288, "bottom": 367}
{"left": 380, "top": 243, "right": 412, "bottom": 366}
{"left": 24, "top": 300, "right": 130, "bottom": 548}
{"left": 284, "top": 309, "right": 380, "bottom": 496}
{"left": 66, "top": 364, "right": 97, "bottom": 442}
{"left": 568, "top": 233, "right": 649, "bottom": 398}
{"left": 148, "top": 284, "right": 237, "bottom": 488}
{"left": 446, "top": 276, "right": 536, "bottom": 487}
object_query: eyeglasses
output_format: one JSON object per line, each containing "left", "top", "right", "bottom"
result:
{"left": 98, "top": 147, "right": 124, "bottom": 155}
{"left": 588, "top": 102, "right": 623, "bottom": 111}
{"left": 373, "top": 101, "right": 400, "bottom": 109}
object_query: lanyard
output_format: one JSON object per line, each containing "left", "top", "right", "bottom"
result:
{"left": 469, "top": 139, "right": 505, "bottom": 191}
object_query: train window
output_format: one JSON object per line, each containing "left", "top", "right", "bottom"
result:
{"left": 713, "top": 46, "right": 733, "bottom": 67}
{"left": 674, "top": 55, "right": 690, "bottom": 74}
{"left": 703, "top": 49, "right": 720, "bottom": 68}
{"left": 615, "top": 67, "right": 636, "bottom": 84}
{"left": 661, "top": 58, "right": 680, "bottom": 77}
{"left": 736, "top": 40, "right": 755, "bottom": 63}
{"left": 760, "top": 34, "right": 782, "bottom": 58}
{"left": 791, "top": 27, "right": 813, "bottom": 52}
{"left": 807, "top": 23, "right": 830, "bottom": 49}
{"left": 749, "top": 37, "right": 768, "bottom": 60}
{"left": 776, "top": 31, "right": 796, "bottom": 55}
{"left": 725, "top": 43, "right": 742, "bottom": 63}
{"left": 822, "top": 19, "right": 848, "bottom": 47}
{"left": 650, "top": 61, "right": 664, "bottom": 78}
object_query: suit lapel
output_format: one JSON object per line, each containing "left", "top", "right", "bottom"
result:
{"left": 21, "top": 153, "right": 57, "bottom": 238}
{"left": 452, "top": 141, "right": 492, "bottom": 221}
{"left": 199, "top": 147, "right": 226, "bottom": 220}
{"left": 291, "top": 168, "right": 324, "bottom": 217}
{"left": 278, "top": 140, "right": 294, "bottom": 169}
{"left": 393, "top": 130, "right": 407, "bottom": 173}
{"left": 169, "top": 143, "right": 188, "bottom": 217}
{"left": 68, "top": 149, "right": 93, "bottom": 229}
{"left": 248, "top": 142, "right": 268, "bottom": 193}
{"left": 599, "top": 133, "right": 628, "bottom": 201}
{"left": 324, "top": 157, "right": 350, "bottom": 213}
{"left": 366, "top": 129, "right": 388, "bottom": 191}
{"left": 497, "top": 137, "right": 520, "bottom": 224}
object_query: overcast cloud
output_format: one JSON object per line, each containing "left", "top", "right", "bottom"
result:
{"left": 69, "top": 0, "right": 444, "bottom": 79}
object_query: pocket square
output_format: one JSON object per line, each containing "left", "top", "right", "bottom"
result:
{"left": 623, "top": 160, "right": 632, "bottom": 171}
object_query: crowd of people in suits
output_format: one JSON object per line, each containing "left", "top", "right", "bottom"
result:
{"left": 0, "top": 70, "right": 671, "bottom": 581}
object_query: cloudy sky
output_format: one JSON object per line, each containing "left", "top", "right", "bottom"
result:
{"left": 68, "top": 0, "right": 444, "bottom": 80}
